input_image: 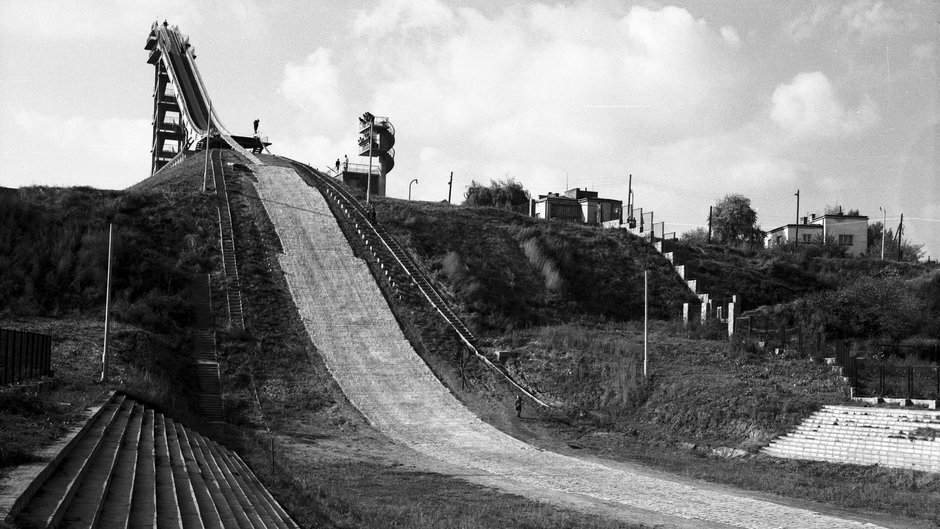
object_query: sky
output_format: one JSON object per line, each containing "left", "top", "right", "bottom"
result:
{"left": 1, "top": 0, "right": 938, "bottom": 258}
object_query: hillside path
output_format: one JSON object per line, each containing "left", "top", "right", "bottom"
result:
{"left": 251, "top": 165, "right": 894, "bottom": 529}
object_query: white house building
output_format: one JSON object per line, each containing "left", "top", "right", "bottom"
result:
{"left": 765, "top": 212, "right": 869, "bottom": 256}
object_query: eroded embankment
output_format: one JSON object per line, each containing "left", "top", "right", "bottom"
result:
{"left": 250, "top": 164, "right": 888, "bottom": 529}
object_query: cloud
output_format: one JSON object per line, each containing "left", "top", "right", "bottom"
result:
{"left": 272, "top": 1, "right": 756, "bottom": 202}
{"left": 783, "top": 0, "right": 915, "bottom": 44}
{"left": 770, "top": 71, "right": 879, "bottom": 138}
{"left": 3, "top": 108, "right": 151, "bottom": 189}
{"left": 720, "top": 26, "right": 741, "bottom": 47}
{"left": 353, "top": 0, "right": 456, "bottom": 39}
{"left": 280, "top": 48, "right": 346, "bottom": 127}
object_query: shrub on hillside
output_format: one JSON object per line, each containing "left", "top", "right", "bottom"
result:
{"left": 805, "top": 274, "right": 928, "bottom": 341}
{"left": 463, "top": 178, "right": 530, "bottom": 209}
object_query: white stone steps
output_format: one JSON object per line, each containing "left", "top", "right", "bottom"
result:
{"left": 128, "top": 408, "right": 158, "bottom": 528}
{"left": 171, "top": 423, "right": 223, "bottom": 529}
{"left": 5, "top": 393, "right": 299, "bottom": 528}
{"left": 763, "top": 405, "right": 940, "bottom": 473}
{"left": 164, "top": 417, "right": 206, "bottom": 529}
{"left": 95, "top": 402, "right": 146, "bottom": 528}
{"left": 16, "top": 394, "right": 128, "bottom": 528}
{"left": 180, "top": 425, "right": 245, "bottom": 529}
{"left": 57, "top": 396, "right": 135, "bottom": 528}
{"left": 203, "top": 439, "right": 287, "bottom": 529}
{"left": 191, "top": 432, "right": 266, "bottom": 529}
{"left": 228, "top": 452, "right": 298, "bottom": 529}
{"left": 152, "top": 412, "right": 183, "bottom": 529}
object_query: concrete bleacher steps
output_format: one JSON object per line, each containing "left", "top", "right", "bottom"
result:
{"left": 1, "top": 393, "right": 298, "bottom": 528}
{"left": 763, "top": 405, "right": 940, "bottom": 473}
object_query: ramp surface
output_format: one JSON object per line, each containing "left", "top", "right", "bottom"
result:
{"left": 252, "top": 165, "right": 889, "bottom": 529}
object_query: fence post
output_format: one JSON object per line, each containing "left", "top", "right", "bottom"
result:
{"left": 906, "top": 366, "right": 913, "bottom": 401}
{"left": 0, "top": 330, "right": 7, "bottom": 385}
{"left": 879, "top": 364, "right": 885, "bottom": 398}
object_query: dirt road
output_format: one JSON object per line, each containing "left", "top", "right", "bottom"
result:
{"left": 252, "top": 165, "right": 889, "bottom": 529}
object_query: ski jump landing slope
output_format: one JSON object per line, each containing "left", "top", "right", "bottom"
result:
{"left": 252, "top": 165, "right": 886, "bottom": 529}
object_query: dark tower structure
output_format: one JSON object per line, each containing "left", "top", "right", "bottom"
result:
{"left": 357, "top": 112, "right": 395, "bottom": 199}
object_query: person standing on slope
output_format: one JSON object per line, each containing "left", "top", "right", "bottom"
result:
{"left": 514, "top": 395, "right": 523, "bottom": 418}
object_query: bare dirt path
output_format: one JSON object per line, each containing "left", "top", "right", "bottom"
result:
{"left": 252, "top": 165, "right": 895, "bottom": 529}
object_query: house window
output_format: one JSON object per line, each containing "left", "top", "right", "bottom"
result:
{"left": 776, "top": 236, "right": 782, "bottom": 245}
{"left": 802, "top": 234, "right": 812, "bottom": 243}
{"left": 838, "top": 234, "right": 853, "bottom": 246}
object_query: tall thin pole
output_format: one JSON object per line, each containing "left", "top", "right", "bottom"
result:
{"left": 447, "top": 171, "right": 453, "bottom": 204}
{"left": 643, "top": 270, "right": 648, "bottom": 378}
{"left": 897, "top": 213, "right": 904, "bottom": 261}
{"left": 100, "top": 223, "right": 114, "bottom": 383}
{"left": 203, "top": 100, "right": 212, "bottom": 192}
{"left": 880, "top": 206, "right": 886, "bottom": 259}
{"left": 794, "top": 189, "right": 800, "bottom": 248}
{"left": 366, "top": 120, "right": 374, "bottom": 205}
{"left": 627, "top": 174, "right": 633, "bottom": 223}
{"left": 707, "top": 206, "right": 712, "bottom": 244}
{"left": 409, "top": 178, "right": 418, "bottom": 201}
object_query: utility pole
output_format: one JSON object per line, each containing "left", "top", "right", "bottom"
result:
{"left": 100, "top": 223, "right": 114, "bottom": 383}
{"left": 879, "top": 206, "right": 886, "bottom": 259}
{"left": 366, "top": 117, "right": 375, "bottom": 205}
{"left": 707, "top": 206, "right": 712, "bottom": 244}
{"left": 447, "top": 171, "right": 453, "bottom": 204}
{"left": 202, "top": 99, "right": 212, "bottom": 192}
{"left": 897, "top": 213, "right": 904, "bottom": 261}
{"left": 643, "top": 270, "right": 648, "bottom": 378}
{"left": 794, "top": 189, "right": 800, "bottom": 248}
{"left": 627, "top": 173, "right": 633, "bottom": 220}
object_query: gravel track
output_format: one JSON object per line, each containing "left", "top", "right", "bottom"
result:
{"left": 252, "top": 165, "right": 889, "bottom": 529}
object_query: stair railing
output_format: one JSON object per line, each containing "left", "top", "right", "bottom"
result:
{"left": 284, "top": 157, "right": 549, "bottom": 408}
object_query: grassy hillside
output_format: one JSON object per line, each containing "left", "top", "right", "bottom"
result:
{"left": 0, "top": 160, "right": 219, "bottom": 470}
{"left": 374, "top": 198, "right": 697, "bottom": 332}
{"left": 672, "top": 240, "right": 934, "bottom": 311}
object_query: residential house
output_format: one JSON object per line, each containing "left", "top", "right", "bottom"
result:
{"left": 765, "top": 212, "right": 869, "bottom": 256}
{"left": 531, "top": 188, "right": 622, "bottom": 225}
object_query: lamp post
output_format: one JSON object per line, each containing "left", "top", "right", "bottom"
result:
{"left": 408, "top": 178, "right": 418, "bottom": 201}
{"left": 879, "top": 206, "right": 886, "bottom": 259}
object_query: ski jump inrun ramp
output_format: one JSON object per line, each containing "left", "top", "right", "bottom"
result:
{"left": 251, "top": 164, "right": 889, "bottom": 529}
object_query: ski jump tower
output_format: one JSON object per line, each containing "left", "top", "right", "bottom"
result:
{"left": 145, "top": 21, "right": 261, "bottom": 175}
{"left": 357, "top": 112, "right": 395, "bottom": 200}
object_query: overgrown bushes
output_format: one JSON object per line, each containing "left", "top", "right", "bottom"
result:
{"left": 0, "top": 187, "right": 218, "bottom": 332}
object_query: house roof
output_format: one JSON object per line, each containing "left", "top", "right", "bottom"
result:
{"left": 766, "top": 223, "right": 823, "bottom": 235}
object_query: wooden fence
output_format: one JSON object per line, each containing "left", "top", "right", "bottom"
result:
{"left": 0, "top": 328, "right": 53, "bottom": 384}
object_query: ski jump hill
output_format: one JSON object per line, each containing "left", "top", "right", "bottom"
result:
{"left": 140, "top": 21, "right": 916, "bottom": 528}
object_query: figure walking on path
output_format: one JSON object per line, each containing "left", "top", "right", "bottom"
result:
{"left": 514, "top": 395, "right": 523, "bottom": 418}
{"left": 335, "top": 158, "right": 341, "bottom": 173}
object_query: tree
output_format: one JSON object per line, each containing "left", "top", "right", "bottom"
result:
{"left": 866, "top": 222, "right": 925, "bottom": 262}
{"left": 463, "top": 178, "right": 530, "bottom": 208}
{"left": 711, "top": 194, "right": 763, "bottom": 245}
{"left": 680, "top": 227, "right": 709, "bottom": 244}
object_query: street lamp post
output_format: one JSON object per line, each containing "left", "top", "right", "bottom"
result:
{"left": 879, "top": 206, "right": 886, "bottom": 259}
{"left": 408, "top": 178, "right": 418, "bottom": 201}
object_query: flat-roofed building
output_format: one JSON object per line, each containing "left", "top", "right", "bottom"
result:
{"left": 531, "top": 188, "right": 622, "bottom": 225}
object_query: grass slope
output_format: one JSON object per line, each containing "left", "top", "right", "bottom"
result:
{"left": 374, "top": 197, "right": 696, "bottom": 332}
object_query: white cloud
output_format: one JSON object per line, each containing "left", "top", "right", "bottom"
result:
{"left": 353, "top": 0, "right": 456, "bottom": 39}
{"left": 280, "top": 48, "right": 346, "bottom": 128}
{"left": 720, "top": 26, "right": 741, "bottom": 47}
{"left": 770, "top": 71, "right": 879, "bottom": 138}
{"left": 783, "top": 0, "right": 915, "bottom": 44}
{"left": 3, "top": 108, "right": 150, "bottom": 189}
